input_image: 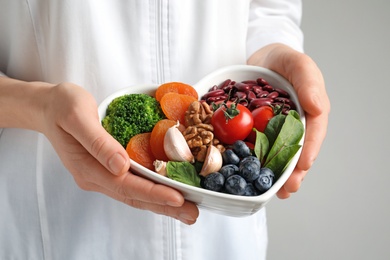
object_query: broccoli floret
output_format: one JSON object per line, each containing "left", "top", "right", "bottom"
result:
{"left": 102, "top": 93, "right": 166, "bottom": 147}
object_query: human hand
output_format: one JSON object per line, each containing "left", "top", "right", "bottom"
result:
{"left": 248, "top": 43, "right": 331, "bottom": 199}
{"left": 38, "top": 83, "right": 199, "bottom": 224}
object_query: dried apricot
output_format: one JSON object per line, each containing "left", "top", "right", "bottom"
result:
{"left": 160, "top": 93, "right": 197, "bottom": 124}
{"left": 155, "top": 82, "right": 198, "bottom": 101}
{"left": 150, "top": 119, "right": 177, "bottom": 161}
{"left": 126, "top": 132, "right": 156, "bottom": 170}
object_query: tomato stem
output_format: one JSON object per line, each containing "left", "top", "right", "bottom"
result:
{"left": 223, "top": 103, "right": 240, "bottom": 121}
{"left": 211, "top": 93, "right": 243, "bottom": 122}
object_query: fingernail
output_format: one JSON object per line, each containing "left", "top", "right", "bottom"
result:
{"left": 166, "top": 200, "right": 183, "bottom": 207}
{"left": 108, "top": 153, "right": 126, "bottom": 175}
{"left": 312, "top": 94, "right": 323, "bottom": 112}
{"left": 179, "top": 213, "right": 195, "bottom": 224}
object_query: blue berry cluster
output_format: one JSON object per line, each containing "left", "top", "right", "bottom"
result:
{"left": 200, "top": 140, "right": 275, "bottom": 196}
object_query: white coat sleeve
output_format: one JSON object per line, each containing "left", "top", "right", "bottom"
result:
{"left": 246, "top": 0, "right": 304, "bottom": 59}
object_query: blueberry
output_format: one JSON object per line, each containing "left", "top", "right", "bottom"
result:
{"left": 219, "top": 164, "right": 239, "bottom": 179}
{"left": 254, "top": 168, "right": 275, "bottom": 193}
{"left": 225, "top": 175, "right": 247, "bottom": 195}
{"left": 232, "top": 140, "right": 252, "bottom": 158}
{"left": 201, "top": 172, "right": 225, "bottom": 192}
{"left": 239, "top": 158, "right": 261, "bottom": 182}
{"left": 240, "top": 156, "right": 261, "bottom": 168}
{"left": 222, "top": 149, "right": 240, "bottom": 165}
{"left": 244, "top": 183, "right": 260, "bottom": 196}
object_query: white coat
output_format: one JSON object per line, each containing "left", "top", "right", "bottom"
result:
{"left": 0, "top": 1, "right": 303, "bottom": 259}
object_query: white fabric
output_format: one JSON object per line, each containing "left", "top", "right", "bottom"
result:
{"left": 0, "top": 1, "right": 303, "bottom": 259}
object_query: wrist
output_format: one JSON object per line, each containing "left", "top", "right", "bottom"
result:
{"left": 0, "top": 77, "right": 54, "bottom": 131}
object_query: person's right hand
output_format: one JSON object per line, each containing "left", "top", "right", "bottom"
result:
{"left": 12, "top": 80, "right": 199, "bottom": 224}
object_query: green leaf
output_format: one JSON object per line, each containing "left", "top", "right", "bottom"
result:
{"left": 288, "top": 109, "right": 301, "bottom": 121}
{"left": 253, "top": 129, "right": 269, "bottom": 164}
{"left": 264, "top": 114, "right": 286, "bottom": 147}
{"left": 166, "top": 161, "right": 201, "bottom": 188}
{"left": 264, "top": 111, "right": 304, "bottom": 178}
{"left": 264, "top": 144, "right": 301, "bottom": 178}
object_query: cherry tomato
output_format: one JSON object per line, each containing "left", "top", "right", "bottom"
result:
{"left": 211, "top": 103, "right": 254, "bottom": 145}
{"left": 246, "top": 106, "right": 274, "bottom": 143}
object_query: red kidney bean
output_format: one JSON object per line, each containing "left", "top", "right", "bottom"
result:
{"left": 206, "top": 95, "right": 228, "bottom": 103}
{"left": 234, "top": 82, "right": 251, "bottom": 92}
{"left": 249, "top": 98, "right": 273, "bottom": 110}
{"left": 256, "top": 78, "right": 269, "bottom": 86}
{"left": 209, "top": 85, "right": 218, "bottom": 91}
{"left": 246, "top": 90, "right": 257, "bottom": 101}
{"left": 202, "top": 89, "right": 225, "bottom": 99}
{"left": 218, "top": 79, "right": 232, "bottom": 89}
{"left": 233, "top": 91, "right": 247, "bottom": 100}
{"left": 267, "top": 91, "right": 279, "bottom": 99}
{"left": 251, "top": 85, "right": 263, "bottom": 94}
{"left": 274, "top": 88, "right": 290, "bottom": 98}
{"left": 241, "top": 80, "right": 257, "bottom": 84}
{"left": 274, "top": 97, "right": 291, "bottom": 104}
{"left": 222, "top": 84, "right": 233, "bottom": 93}
{"left": 256, "top": 90, "right": 269, "bottom": 98}
{"left": 262, "top": 84, "right": 274, "bottom": 92}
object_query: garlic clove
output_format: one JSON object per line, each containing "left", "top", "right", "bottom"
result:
{"left": 164, "top": 121, "right": 195, "bottom": 163}
{"left": 199, "top": 145, "right": 223, "bottom": 177}
{"left": 153, "top": 160, "right": 167, "bottom": 176}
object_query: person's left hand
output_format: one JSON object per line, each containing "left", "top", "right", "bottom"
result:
{"left": 248, "top": 43, "right": 331, "bottom": 199}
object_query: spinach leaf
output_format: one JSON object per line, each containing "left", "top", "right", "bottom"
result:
{"left": 264, "top": 144, "right": 301, "bottom": 178}
{"left": 166, "top": 161, "right": 201, "bottom": 188}
{"left": 264, "top": 110, "right": 304, "bottom": 178}
{"left": 253, "top": 129, "right": 269, "bottom": 165}
{"left": 264, "top": 114, "right": 286, "bottom": 148}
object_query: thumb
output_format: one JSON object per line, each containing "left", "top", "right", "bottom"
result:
{"left": 90, "top": 128, "right": 131, "bottom": 176}
{"left": 69, "top": 110, "right": 131, "bottom": 176}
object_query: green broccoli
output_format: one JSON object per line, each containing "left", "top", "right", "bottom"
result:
{"left": 102, "top": 93, "right": 166, "bottom": 147}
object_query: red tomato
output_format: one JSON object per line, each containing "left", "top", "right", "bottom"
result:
{"left": 211, "top": 103, "right": 254, "bottom": 145}
{"left": 246, "top": 106, "right": 274, "bottom": 143}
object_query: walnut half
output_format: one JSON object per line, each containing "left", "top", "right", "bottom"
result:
{"left": 183, "top": 101, "right": 226, "bottom": 162}
{"left": 184, "top": 101, "right": 213, "bottom": 126}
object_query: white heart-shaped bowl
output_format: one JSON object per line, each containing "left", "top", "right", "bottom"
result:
{"left": 98, "top": 65, "right": 305, "bottom": 217}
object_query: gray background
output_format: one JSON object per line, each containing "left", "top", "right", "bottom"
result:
{"left": 267, "top": 0, "right": 390, "bottom": 259}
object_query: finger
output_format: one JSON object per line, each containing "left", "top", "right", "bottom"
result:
{"left": 64, "top": 103, "right": 131, "bottom": 176}
{"left": 276, "top": 186, "right": 290, "bottom": 199}
{"left": 287, "top": 55, "right": 330, "bottom": 118}
{"left": 284, "top": 168, "right": 307, "bottom": 194}
{"left": 84, "top": 176, "right": 199, "bottom": 224}
{"left": 297, "top": 112, "right": 329, "bottom": 172}
{"left": 111, "top": 172, "right": 187, "bottom": 207}
{"left": 63, "top": 132, "right": 187, "bottom": 208}
{"left": 76, "top": 157, "right": 186, "bottom": 207}
{"left": 276, "top": 166, "right": 307, "bottom": 198}
{"left": 276, "top": 113, "right": 328, "bottom": 197}
{"left": 65, "top": 135, "right": 199, "bottom": 222}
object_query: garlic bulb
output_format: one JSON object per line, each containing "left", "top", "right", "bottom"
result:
{"left": 153, "top": 160, "right": 167, "bottom": 176}
{"left": 164, "top": 121, "right": 195, "bottom": 163}
{"left": 199, "top": 145, "right": 223, "bottom": 177}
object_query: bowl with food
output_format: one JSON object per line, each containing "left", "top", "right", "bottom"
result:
{"left": 98, "top": 65, "right": 305, "bottom": 217}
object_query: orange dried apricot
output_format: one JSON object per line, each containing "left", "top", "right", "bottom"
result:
{"left": 126, "top": 132, "right": 156, "bottom": 171}
{"left": 150, "top": 119, "right": 177, "bottom": 161}
{"left": 160, "top": 93, "right": 197, "bottom": 125}
{"left": 155, "top": 82, "right": 198, "bottom": 102}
